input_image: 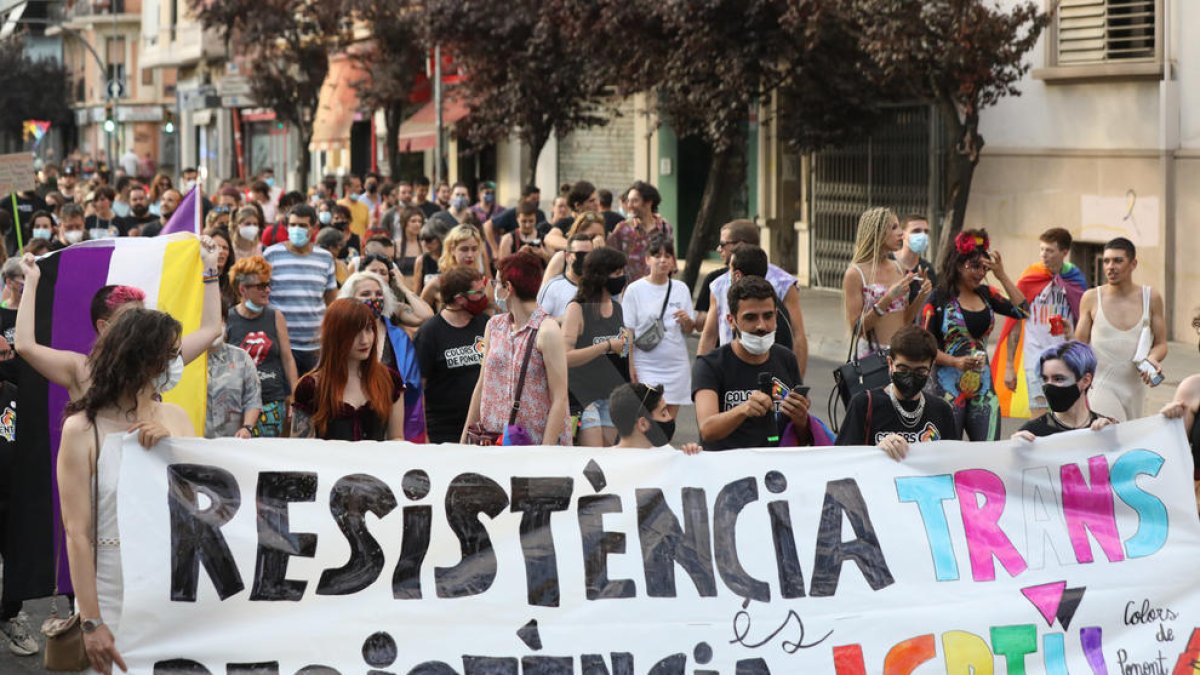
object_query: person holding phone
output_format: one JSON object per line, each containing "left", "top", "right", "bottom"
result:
{"left": 836, "top": 325, "right": 959, "bottom": 459}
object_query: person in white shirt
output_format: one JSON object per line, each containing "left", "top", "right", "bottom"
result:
{"left": 621, "top": 234, "right": 695, "bottom": 417}
{"left": 537, "top": 233, "right": 593, "bottom": 321}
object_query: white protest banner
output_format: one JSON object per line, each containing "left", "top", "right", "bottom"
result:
{"left": 0, "top": 152, "right": 33, "bottom": 196}
{"left": 116, "top": 416, "right": 1200, "bottom": 673}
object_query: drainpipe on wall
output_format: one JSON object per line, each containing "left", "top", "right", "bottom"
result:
{"left": 1159, "top": 0, "right": 1178, "bottom": 336}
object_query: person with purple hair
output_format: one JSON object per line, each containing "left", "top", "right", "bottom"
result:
{"left": 1012, "top": 340, "right": 1116, "bottom": 441}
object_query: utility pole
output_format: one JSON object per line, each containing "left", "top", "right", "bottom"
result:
{"left": 433, "top": 42, "right": 443, "bottom": 186}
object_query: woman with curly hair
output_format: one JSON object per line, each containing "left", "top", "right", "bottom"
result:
{"left": 922, "top": 229, "right": 1027, "bottom": 440}
{"left": 227, "top": 255, "right": 299, "bottom": 437}
{"left": 290, "top": 298, "right": 405, "bottom": 441}
{"left": 58, "top": 308, "right": 196, "bottom": 674}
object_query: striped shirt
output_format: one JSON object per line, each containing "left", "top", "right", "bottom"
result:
{"left": 263, "top": 243, "right": 336, "bottom": 352}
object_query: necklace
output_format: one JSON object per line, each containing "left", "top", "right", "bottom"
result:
{"left": 1051, "top": 411, "right": 1091, "bottom": 430}
{"left": 886, "top": 384, "right": 925, "bottom": 428}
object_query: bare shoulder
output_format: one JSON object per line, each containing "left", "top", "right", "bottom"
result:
{"left": 161, "top": 403, "right": 197, "bottom": 437}
{"left": 538, "top": 317, "right": 563, "bottom": 343}
{"left": 1179, "top": 374, "right": 1200, "bottom": 400}
{"left": 61, "top": 410, "right": 91, "bottom": 437}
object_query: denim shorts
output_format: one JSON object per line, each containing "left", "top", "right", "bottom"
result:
{"left": 579, "top": 399, "right": 614, "bottom": 430}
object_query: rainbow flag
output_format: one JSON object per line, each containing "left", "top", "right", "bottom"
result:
{"left": 992, "top": 262, "right": 1087, "bottom": 418}
{"left": 7, "top": 234, "right": 206, "bottom": 599}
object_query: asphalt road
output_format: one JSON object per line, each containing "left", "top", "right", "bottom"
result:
{"left": 0, "top": 353, "right": 1022, "bottom": 668}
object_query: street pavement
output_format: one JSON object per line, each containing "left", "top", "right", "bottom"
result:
{"left": 0, "top": 281, "right": 1191, "bottom": 667}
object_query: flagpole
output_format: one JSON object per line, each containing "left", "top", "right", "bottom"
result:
{"left": 195, "top": 166, "right": 206, "bottom": 236}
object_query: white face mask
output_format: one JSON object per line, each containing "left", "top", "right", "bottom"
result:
{"left": 154, "top": 354, "right": 185, "bottom": 393}
{"left": 64, "top": 230, "right": 84, "bottom": 244}
{"left": 239, "top": 225, "right": 260, "bottom": 242}
{"left": 739, "top": 330, "right": 776, "bottom": 356}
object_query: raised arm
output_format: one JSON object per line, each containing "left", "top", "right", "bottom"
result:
{"left": 14, "top": 254, "right": 87, "bottom": 392}
{"left": 180, "top": 236, "right": 222, "bottom": 365}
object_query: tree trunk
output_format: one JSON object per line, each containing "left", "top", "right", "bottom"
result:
{"left": 528, "top": 141, "right": 543, "bottom": 188}
{"left": 682, "top": 135, "right": 747, "bottom": 290}
{"left": 935, "top": 106, "right": 983, "bottom": 267}
{"left": 385, "top": 102, "right": 402, "bottom": 179}
{"left": 295, "top": 118, "right": 311, "bottom": 192}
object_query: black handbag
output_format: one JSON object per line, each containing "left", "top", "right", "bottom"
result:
{"left": 830, "top": 318, "right": 890, "bottom": 431}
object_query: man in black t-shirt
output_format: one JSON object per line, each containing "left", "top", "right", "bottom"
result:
{"left": 115, "top": 185, "right": 160, "bottom": 236}
{"left": 692, "top": 276, "right": 812, "bottom": 451}
{"left": 837, "top": 325, "right": 958, "bottom": 459}
{"left": 483, "top": 184, "right": 547, "bottom": 253}
{"left": 414, "top": 267, "right": 490, "bottom": 443}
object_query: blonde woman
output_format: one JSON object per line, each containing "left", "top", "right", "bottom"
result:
{"left": 420, "top": 225, "right": 495, "bottom": 310}
{"left": 841, "top": 207, "right": 931, "bottom": 357}
{"left": 541, "top": 211, "right": 609, "bottom": 286}
{"left": 231, "top": 206, "right": 264, "bottom": 260}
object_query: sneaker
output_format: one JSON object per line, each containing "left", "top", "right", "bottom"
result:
{"left": 0, "top": 612, "right": 38, "bottom": 656}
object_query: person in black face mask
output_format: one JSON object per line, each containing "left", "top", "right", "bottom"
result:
{"left": 1013, "top": 341, "right": 1115, "bottom": 441}
{"left": 837, "top": 325, "right": 958, "bottom": 459}
{"left": 610, "top": 382, "right": 701, "bottom": 453}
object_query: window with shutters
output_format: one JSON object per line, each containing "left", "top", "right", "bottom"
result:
{"left": 1035, "top": 0, "right": 1161, "bottom": 82}
{"left": 1058, "top": 0, "right": 1155, "bottom": 64}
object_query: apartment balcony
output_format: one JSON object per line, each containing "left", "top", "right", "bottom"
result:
{"left": 141, "top": 18, "right": 225, "bottom": 69}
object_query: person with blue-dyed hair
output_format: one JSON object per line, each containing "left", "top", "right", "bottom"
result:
{"left": 1012, "top": 340, "right": 1116, "bottom": 440}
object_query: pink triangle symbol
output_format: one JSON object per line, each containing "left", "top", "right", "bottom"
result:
{"left": 1022, "top": 581, "right": 1067, "bottom": 627}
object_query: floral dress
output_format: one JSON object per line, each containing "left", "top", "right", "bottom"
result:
{"left": 606, "top": 214, "right": 672, "bottom": 284}
{"left": 479, "top": 308, "right": 571, "bottom": 445}
{"left": 922, "top": 285, "right": 1028, "bottom": 441}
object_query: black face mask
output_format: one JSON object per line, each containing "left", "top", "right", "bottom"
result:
{"left": 570, "top": 254, "right": 585, "bottom": 277}
{"left": 1043, "top": 382, "right": 1082, "bottom": 413}
{"left": 891, "top": 371, "right": 928, "bottom": 399}
{"left": 644, "top": 417, "right": 675, "bottom": 446}
{"left": 605, "top": 276, "right": 627, "bottom": 297}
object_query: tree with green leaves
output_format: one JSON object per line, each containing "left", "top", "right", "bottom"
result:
{"left": 0, "top": 40, "right": 72, "bottom": 149}
{"left": 425, "top": 0, "right": 611, "bottom": 185}
{"left": 188, "top": 0, "right": 343, "bottom": 190}
{"left": 853, "top": 0, "right": 1049, "bottom": 250}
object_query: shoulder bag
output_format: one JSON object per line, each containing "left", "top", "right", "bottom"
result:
{"left": 830, "top": 315, "right": 890, "bottom": 431}
{"left": 42, "top": 426, "right": 100, "bottom": 671}
{"left": 467, "top": 328, "right": 539, "bottom": 446}
{"left": 633, "top": 283, "right": 672, "bottom": 352}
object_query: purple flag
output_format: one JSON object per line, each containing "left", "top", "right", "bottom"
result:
{"left": 161, "top": 185, "right": 201, "bottom": 235}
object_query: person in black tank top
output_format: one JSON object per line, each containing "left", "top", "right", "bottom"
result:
{"left": 562, "top": 247, "right": 632, "bottom": 447}
{"left": 1160, "top": 318, "right": 1200, "bottom": 488}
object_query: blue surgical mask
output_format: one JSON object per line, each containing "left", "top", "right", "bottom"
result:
{"left": 494, "top": 284, "right": 508, "bottom": 314}
{"left": 318, "top": 211, "right": 332, "bottom": 225}
{"left": 264, "top": 177, "right": 275, "bottom": 188}
{"left": 288, "top": 226, "right": 310, "bottom": 247}
{"left": 451, "top": 196, "right": 469, "bottom": 210}
{"left": 33, "top": 227, "right": 52, "bottom": 240}
{"left": 244, "top": 298, "right": 265, "bottom": 313}
{"left": 908, "top": 232, "right": 930, "bottom": 255}
{"left": 483, "top": 192, "right": 495, "bottom": 204}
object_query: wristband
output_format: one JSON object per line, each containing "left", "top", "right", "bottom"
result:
{"left": 872, "top": 302, "right": 886, "bottom": 317}
{"left": 203, "top": 276, "right": 219, "bottom": 284}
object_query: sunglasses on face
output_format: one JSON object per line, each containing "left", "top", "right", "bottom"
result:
{"left": 245, "top": 282, "right": 271, "bottom": 291}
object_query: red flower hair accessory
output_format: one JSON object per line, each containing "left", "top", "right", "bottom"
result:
{"left": 954, "top": 231, "right": 989, "bottom": 256}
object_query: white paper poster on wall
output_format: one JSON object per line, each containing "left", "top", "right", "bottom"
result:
{"left": 114, "top": 417, "right": 1200, "bottom": 674}
{"left": 1081, "top": 191, "right": 1159, "bottom": 247}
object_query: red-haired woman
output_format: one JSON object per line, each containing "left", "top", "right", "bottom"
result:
{"left": 462, "top": 250, "right": 570, "bottom": 445}
{"left": 290, "top": 298, "right": 406, "bottom": 441}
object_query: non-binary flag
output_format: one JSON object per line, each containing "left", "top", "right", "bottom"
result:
{"left": 5, "top": 233, "right": 206, "bottom": 600}
{"left": 160, "top": 185, "right": 202, "bottom": 236}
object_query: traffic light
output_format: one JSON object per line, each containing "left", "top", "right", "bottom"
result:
{"left": 163, "top": 107, "right": 175, "bottom": 134}
{"left": 103, "top": 102, "right": 115, "bottom": 134}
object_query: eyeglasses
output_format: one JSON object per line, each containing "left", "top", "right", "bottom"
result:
{"left": 963, "top": 260, "right": 986, "bottom": 271}
{"left": 244, "top": 282, "right": 271, "bottom": 291}
{"left": 718, "top": 240, "right": 741, "bottom": 249}
{"left": 457, "top": 289, "right": 484, "bottom": 298}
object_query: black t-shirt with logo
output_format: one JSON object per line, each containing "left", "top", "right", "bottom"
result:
{"left": 415, "top": 313, "right": 489, "bottom": 443}
{"left": 691, "top": 343, "right": 801, "bottom": 451}
{"left": 836, "top": 387, "right": 959, "bottom": 446}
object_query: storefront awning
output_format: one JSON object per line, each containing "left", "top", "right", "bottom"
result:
{"left": 310, "top": 55, "right": 369, "bottom": 153}
{"left": 396, "top": 97, "right": 470, "bottom": 153}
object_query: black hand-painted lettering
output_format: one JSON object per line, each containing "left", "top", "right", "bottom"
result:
{"left": 225, "top": 663, "right": 280, "bottom": 675}
{"left": 734, "top": 658, "right": 771, "bottom": 675}
{"left": 250, "top": 472, "right": 318, "bottom": 601}
{"left": 167, "top": 463, "right": 244, "bottom": 602}
{"left": 510, "top": 477, "right": 574, "bottom": 607}
{"left": 713, "top": 478, "right": 769, "bottom": 602}
{"left": 635, "top": 488, "right": 716, "bottom": 598}
{"left": 646, "top": 654, "right": 686, "bottom": 675}
{"left": 153, "top": 659, "right": 213, "bottom": 674}
{"left": 581, "top": 653, "right": 634, "bottom": 675}
{"left": 392, "top": 504, "right": 432, "bottom": 599}
{"left": 435, "top": 473, "right": 510, "bottom": 598}
{"left": 316, "top": 474, "right": 397, "bottom": 596}
{"left": 810, "top": 478, "right": 894, "bottom": 597}
{"left": 578, "top": 494, "right": 636, "bottom": 600}
{"left": 768, "top": 500, "right": 805, "bottom": 599}
{"left": 521, "top": 657, "right": 573, "bottom": 675}
{"left": 463, "top": 656, "right": 519, "bottom": 675}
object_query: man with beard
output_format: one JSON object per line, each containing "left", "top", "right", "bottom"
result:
{"left": 115, "top": 184, "right": 160, "bottom": 236}
{"left": 691, "top": 275, "right": 813, "bottom": 451}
